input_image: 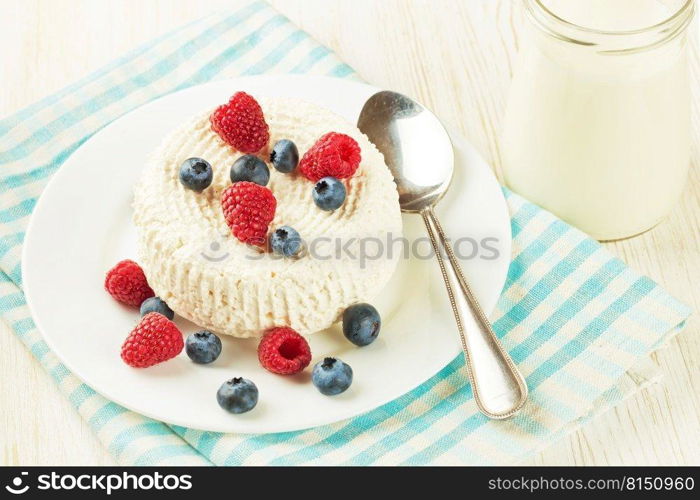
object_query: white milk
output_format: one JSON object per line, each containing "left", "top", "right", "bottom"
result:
{"left": 501, "top": 0, "right": 692, "bottom": 240}
{"left": 543, "top": 0, "right": 671, "bottom": 30}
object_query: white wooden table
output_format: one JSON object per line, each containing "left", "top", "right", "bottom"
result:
{"left": 1, "top": 0, "right": 698, "bottom": 466}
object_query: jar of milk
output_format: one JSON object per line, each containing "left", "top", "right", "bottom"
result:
{"left": 501, "top": 0, "right": 694, "bottom": 240}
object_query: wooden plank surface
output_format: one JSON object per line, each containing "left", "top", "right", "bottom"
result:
{"left": 1, "top": 0, "right": 698, "bottom": 465}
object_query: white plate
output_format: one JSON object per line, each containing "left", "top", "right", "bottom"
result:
{"left": 22, "top": 75, "right": 511, "bottom": 434}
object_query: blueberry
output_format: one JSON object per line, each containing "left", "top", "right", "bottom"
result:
{"left": 216, "top": 377, "right": 258, "bottom": 414}
{"left": 140, "top": 297, "right": 174, "bottom": 320}
{"left": 312, "top": 357, "right": 353, "bottom": 396}
{"left": 269, "top": 226, "right": 303, "bottom": 257}
{"left": 312, "top": 177, "right": 346, "bottom": 211}
{"left": 342, "top": 303, "right": 381, "bottom": 346}
{"left": 270, "top": 139, "right": 299, "bottom": 173}
{"left": 230, "top": 154, "right": 270, "bottom": 186}
{"left": 185, "top": 330, "right": 222, "bottom": 364}
{"left": 179, "top": 157, "right": 213, "bottom": 192}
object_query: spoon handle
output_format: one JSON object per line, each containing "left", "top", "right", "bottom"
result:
{"left": 421, "top": 207, "right": 528, "bottom": 419}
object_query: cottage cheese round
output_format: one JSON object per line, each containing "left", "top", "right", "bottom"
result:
{"left": 133, "top": 97, "right": 403, "bottom": 338}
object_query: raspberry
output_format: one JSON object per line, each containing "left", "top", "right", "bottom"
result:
{"left": 210, "top": 91, "right": 270, "bottom": 154}
{"left": 299, "top": 132, "right": 361, "bottom": 181}
{"left": 121, "top": 313, "right": 184, "bottom": 368}
{"left": 221, "top": 181, "right": 276, "bottom": 246}
{"left": 104, "top": 259, "right": 154, "bottom": 307}
{"left": 258, "top": 327, "right": 312, "bottom": 375}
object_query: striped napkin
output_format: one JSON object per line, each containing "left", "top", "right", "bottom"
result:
{"left": 0, "top": 0, "right": 690, "bottom": 465}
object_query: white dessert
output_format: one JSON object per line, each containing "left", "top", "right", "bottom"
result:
{"left": 133, "top": 97, "right": 402, "bottom": 338}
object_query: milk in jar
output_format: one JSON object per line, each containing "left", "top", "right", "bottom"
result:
{"left": 501, "top": 0, "right": 694, "bottom": 240}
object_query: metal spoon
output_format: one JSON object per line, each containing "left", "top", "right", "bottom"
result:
{"left": 358, "top": 90, "right": 528, "bottom": 419}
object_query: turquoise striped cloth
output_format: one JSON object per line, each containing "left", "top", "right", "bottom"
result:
{"left": 0, "top": 1, "right": 691, "bottom": 465}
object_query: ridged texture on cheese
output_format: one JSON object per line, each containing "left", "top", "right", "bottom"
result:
{"left": 133, "top": 98, "right": 402, "bottom": 338}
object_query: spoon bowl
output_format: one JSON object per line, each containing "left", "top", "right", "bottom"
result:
{"left": 357, "top": 91, "right": 454, "bottom": 212}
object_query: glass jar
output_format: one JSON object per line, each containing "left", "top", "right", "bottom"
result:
{"left": 501, "top": 0, "right": 694, "bottom": 240}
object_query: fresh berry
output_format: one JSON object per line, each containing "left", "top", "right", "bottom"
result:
{"left": 312, "top": 357, "right": 353, "bottom": 396}
{"left": 312, "top": 176, "right": 346, "bottom": 211}
{"left": 221, "top": 181, "right": 276, "bottom": 246}
{"left": 342, "top": 303, "right": 381, "bottom": 346}
{"left": 179, "top": 157, "right": 213, "bottom": 192}
{"left": 210, "top": 92, "right": 269, "bottom": 153}
{"left": 121, "top": 313, "right": 183, "bottom": 368}
{"left": 269, "top": 226, "right": 303, "bottom": 257}
{"left": 299, "top": 132, "right": 361, "bottom": 181}
{"left": 217, "top": 377, "right": 258, "bottom": 414}
{"left": 105, "top": 260, "right": 154, "bottom": 307}
{"left": 257, "top": 327, "right": 312, "bottom": 375}
{"left": 230, "top": 154, "right": 270, "bottom": 186}
{"left": 185, "top": 330, "right": 222, "bottom": 364}
{"left": 140, "top": 296, "right": 174, "bottom": 320}
{"left": 270, "top": 139, "right": 299, "bottom": 173}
